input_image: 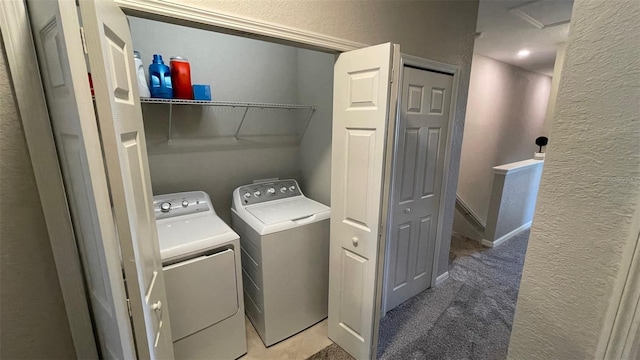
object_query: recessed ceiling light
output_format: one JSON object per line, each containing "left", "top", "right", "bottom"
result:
{"left": 517, "top": 49, "right": 531, "bottom": 57}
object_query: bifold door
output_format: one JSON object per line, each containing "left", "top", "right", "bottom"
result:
{"left": 329, "top": 42, "right": 400, "bottom": 359}
{"left": 27, "top": 0, "right": 174, "bottom": 358}
{"left": 384, "top": 66, "right": 453, "bottom": 313}
{"left": 26, "top": 1, "right": 136, "bottom": 358}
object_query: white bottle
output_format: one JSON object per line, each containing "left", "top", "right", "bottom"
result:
{"left": 133, "top": 51, "right": 151, "bottom": 98}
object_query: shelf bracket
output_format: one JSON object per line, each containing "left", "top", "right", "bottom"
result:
{"left": 234, "top": 107, "right": 250, "bottom": 139}
{"left": 299, "top": 107, "right": 316, "bottom": 141}
{"left": 167, "top": 102, "right": 173, "bottom": 143}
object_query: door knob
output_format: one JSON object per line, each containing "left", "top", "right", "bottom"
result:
{"left": 152, "top": 301, "right": 162, "bottom": 312}
{"left": 405, "top": 208, "right": 411, "bottom": 213}
{"left": 352, "top": 237, "right": 359, "bottom": 247}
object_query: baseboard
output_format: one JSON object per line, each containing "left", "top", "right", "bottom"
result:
{"left": 435, "top": 272, "right": 450, "bottom": 286}
{"left": 481, "top": 221, "right": 532, "bottom": 248}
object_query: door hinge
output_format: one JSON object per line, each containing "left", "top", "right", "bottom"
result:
{"left": 126, "top": 298, "right": 132, "bottom": 318}
{"left": 79, "top": 27, "right": 88, "bottom": 55}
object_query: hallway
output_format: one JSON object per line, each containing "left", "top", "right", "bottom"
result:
{"left": 376, "top": 231, "right": 529, "bottom": 359}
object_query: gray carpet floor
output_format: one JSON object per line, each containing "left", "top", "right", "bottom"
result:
{"left": 376, "top": 230, "right": 529, "bottom": 360}
{"left": 307, "top": 230, "right": 529, "bottom": 360}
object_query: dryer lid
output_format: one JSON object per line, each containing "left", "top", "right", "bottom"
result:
{"left": 246, "top": 197, "right": 330, "bottom": 225}
{"left": 156, "top": 214, "right": 238, "bottom": 262}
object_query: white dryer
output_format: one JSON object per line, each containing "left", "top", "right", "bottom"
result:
{"left": 154, "top": 191, "right": 246, "bottom": 360}
{"left": 231, "top": 179, "right": 330, "bottom": 346}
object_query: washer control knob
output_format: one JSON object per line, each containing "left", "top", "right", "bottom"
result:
{"left": 267, "top": 187, "right": 276, "bottom": 195}
{"left": 280, "top": 187, "right": 287, "bottom": 193}
{"left": 254, "top": 191, "right": 262, "bottom": 197}
{"left": 160, "top": 202, "right": 171, "bottom": 212}
{"left": 289, "top": 185, "right": 296, "bottom": 192}
{"left": 182, "top": 200, "right": 189, "bottom": 207}
{"left": 243, "top": 192, "right": 251, "bottom": 199}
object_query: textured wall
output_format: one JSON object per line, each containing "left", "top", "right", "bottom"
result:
{"left": 0, "top": 37, "right": 76, "bottom": 359}
{"left": 508, "top": 0, "right": 640, "bottom": 358}
{"left": 122, "top": 0, "right": 480, "bottom": 276}
{"left": 457, "top": 54, "right": 551, "bottom": 225}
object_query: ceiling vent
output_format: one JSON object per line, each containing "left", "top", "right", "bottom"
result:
{"left": 509, "top": 0, "right": 573, "bottom": 29}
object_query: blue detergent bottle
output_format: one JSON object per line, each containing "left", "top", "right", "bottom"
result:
{"left": 149, "top": 54, "right": 173, "bottom": 98}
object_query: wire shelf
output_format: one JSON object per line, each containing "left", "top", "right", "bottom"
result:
{"left": 140, "top": 97, "right": 316, "bottom": 111}
{"left": 139, "top": 97, "right": 316, "bottom": 143}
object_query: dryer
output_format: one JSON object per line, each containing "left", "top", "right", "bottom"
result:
{"left": 154, "top": 191, "right": 246, "bottom": 359}
{"left": 231, "top": 179, "right": 330, "bottom": 346}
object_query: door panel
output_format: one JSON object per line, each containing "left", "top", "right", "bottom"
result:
{"left": 339, "top": 249, "right": 367, "bottom": 339}
{"left": 26, "top": 1, "right": 135, "bottom": 358}
{"left": 384, "top": 66, "right": 453, "bottom": 313}
{"left": 415, "top": 216, "right": 433, "bottom": 277}
{"left": 344, "top": 129, "right": 377, "bottom": 229}
{"left": 399, "top": 129, "right": 419, "bottom": 202}
{"left": 393, "top": 223, "right": 411, "bottom": 290}
{"left": 79, "top": 0, "right": 174, "bottom": 358}
{"left": 423, "top": 129, "right": 441, "bottom": 196}
{"left": 329, "top": 43, "right": 398, "bottom": 360}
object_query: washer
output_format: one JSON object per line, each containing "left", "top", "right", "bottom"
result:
{"left": 154, "top": 191, "right": 247, "bottom": 360}
{"left": 231, "top": 179, "right": 330, "bottom": 346}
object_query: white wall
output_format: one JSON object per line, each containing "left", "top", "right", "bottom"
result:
{"left": 483, "top": 160, "right": 544, "bottom": 246}
{"left": 0, "top": 38, "right": 77, "bottom": 359}
{"left": 297, "top": 48, "right": 334, "bottom": 206}
{"left": 508, "top": 0, "right": 640, "bottom": 357}
{"left": 457, "top": 54, "right": 551, "bottom": 224}
{"left": 128, "top": 17, "right": 333, "bottom": 223}
{"left": 542, "top": 43, "right": 566, "bottom": 138}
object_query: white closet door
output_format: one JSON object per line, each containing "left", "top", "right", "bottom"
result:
{"left": 329, "top": 43, "right": 399, "bottom": 359}
{"left": 26, "top": 1, "right": 136, "bottom": 359}
{"left": 79, "top": 0, "right": 174, "bottom": 358}
{"left": 384, "top": 66, "right": 453, "bottom": 313}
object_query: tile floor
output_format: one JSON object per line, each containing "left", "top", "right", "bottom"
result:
{"left": 239, "top": 317, "right": 332, "bottom": 360}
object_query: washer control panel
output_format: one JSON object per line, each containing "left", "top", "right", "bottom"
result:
{"left": 153, "top": 191, "right": 211, "bottom": 220}
{"left": 238, "top": 179, "right": 301, "bottom": 205}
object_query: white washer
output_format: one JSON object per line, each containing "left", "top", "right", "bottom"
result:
{"left": 154, "top": 191, "right": 247, "bottom": 360}
{"left": 231, "top": 179, "right": 330, "bottom": 346}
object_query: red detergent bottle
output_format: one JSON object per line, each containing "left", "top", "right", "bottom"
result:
{"left": 170, "top": 57, "right": 193, "bottom": 99}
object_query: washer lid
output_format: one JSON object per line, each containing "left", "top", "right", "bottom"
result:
{"left": 156, "top": 214, "right": 238, "bottom": 262}
{"left": 246, "top": 197, "right": 330, "bottom": 225}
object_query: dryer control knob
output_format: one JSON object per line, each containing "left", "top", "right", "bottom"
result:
{"left": 243, "top": 192, "right": 251, "bottom": 199}
{"left": 289, "top": 186, "right": 296, "bottom": 192}
{"left": 280, "top": 187, "right": 287, "bottom": 193}
{"left": 267, "top": 187, "right": 276, "bottom": 195}
{"left": 254, "top": 191, "right": 262, "bottom": 197}
{"left": 182, "top": 200, "right": 189, "bottom": 207}
{"left": 160, "top": 202, "right": 171, "bottom": 212}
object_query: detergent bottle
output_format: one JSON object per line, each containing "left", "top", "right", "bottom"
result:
{"left": 170, "top": 57, "right": 193, "bottom": 99}
{"left": 149, "top": 54, "right": 172, "bottom": 99}
{"left": 133, "top": 51, "right": 150, "bottom": 98}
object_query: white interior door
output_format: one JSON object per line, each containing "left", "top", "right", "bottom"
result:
{"left": 78, "top": 0, "right": 174, "bottom": 358}
{"left": 26, "top": 1, "right": 135, "bottom": 358}
{"left": 328, "top": 42, "right": 399, "bottom": 359}
{"left": 383, "top": 66, "right": 453, "bottom": 313}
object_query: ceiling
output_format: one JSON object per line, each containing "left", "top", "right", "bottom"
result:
{"left": 474, "top": 0, "right": 574, "bottom": 76}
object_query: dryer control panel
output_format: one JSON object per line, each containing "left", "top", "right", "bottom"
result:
{"left": 153, "top": 191, "right": 212, "bottom": 220}
{"left": 237, "top": 179, "right": 302, "bottom": 206}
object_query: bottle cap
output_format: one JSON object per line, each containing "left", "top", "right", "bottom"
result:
{"left": 170, "top": 56, "right": 189, "bottom": 62}
{"left": 133, "top": 51, "right": 141, "bottom": 59}
{"left": 152, "top": 54, "right": 164, "bottom": 64}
